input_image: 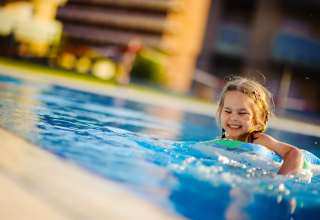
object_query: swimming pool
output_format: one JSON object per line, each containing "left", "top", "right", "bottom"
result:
{"left": 1, "top": 73, "right": 320, "bottom": 220}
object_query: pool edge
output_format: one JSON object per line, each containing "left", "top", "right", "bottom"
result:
{"left": 0, "top": 127, "right": 182, "bottom": 220}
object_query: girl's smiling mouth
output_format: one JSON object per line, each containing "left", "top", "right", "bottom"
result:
{"left": 227, "top": 124, "right": 242, "bottom": 129}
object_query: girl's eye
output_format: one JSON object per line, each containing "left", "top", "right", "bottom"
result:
{"left": 224, "top": 110, "right": 231, "bottom": 114}
{"left": 239, "top": 112, "right": 249, "bottom": 115}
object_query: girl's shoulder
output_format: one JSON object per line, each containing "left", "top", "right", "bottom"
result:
{"left": 252, "top": 133, "right": 276, "bottom": 146}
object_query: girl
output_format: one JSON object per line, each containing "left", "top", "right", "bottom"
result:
{"left": 216, "top": 77, "right": 304, "bottom": 175}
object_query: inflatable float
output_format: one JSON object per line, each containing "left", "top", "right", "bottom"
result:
{"left": 197, "top": 139, "right": 320, "bottom": 169}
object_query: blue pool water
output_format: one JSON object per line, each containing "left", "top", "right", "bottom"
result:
{"left": 1, "top": 74, "right": 320, "bottom": 220}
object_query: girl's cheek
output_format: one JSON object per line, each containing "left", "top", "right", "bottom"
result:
{"left": 220, "top": 118, "right": 226, "bottom": 126}
{"left": 244, "top": 115, "right": 250, "bottom": 120}
{"left": 242, "top": 114, "right": 251, "bottom": 120}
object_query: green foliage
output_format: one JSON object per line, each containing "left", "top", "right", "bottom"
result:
{"left": 131, "top": 48, "right": 168, "bottom": 85}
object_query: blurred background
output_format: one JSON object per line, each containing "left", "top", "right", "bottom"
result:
{"left": 0, "top": 0, "right": 319, "bottom": 123}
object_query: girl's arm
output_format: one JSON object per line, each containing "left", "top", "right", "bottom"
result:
{"left": 253, "top": 133, "right": 304, "bottom": 175}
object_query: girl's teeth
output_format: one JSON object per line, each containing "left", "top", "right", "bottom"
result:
{"left": 229, "top": 125, "right": 240, "bottom": 128}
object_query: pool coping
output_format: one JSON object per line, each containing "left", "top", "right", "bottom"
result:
{"left": 0, "top": 59, "right": 320, "bottom": 138}
{"left": 0, "top": 127, "right": 182, "bottom": 220}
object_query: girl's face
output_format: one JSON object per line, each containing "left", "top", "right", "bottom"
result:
{"left": 220, "top": 91, "right": 255, "bottom": 140}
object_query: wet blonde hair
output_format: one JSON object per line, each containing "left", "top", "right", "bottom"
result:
{"left": 216, "top": 77, "right": 273, "bottom": 142}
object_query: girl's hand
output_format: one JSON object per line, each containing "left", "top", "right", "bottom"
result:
{"left": 278, "top": 148, "right": 304, "bottom": 175}
{"left": 253, "top": 133, "right": 304, "bottom": 175}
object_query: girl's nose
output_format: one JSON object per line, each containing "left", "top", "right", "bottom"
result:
{"left": 230, "top": 113, "right": 238, "bottom": 120}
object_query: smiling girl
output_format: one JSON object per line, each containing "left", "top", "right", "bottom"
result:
{"left": 216, "top": 77, "right": 304, "bottom": 175}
